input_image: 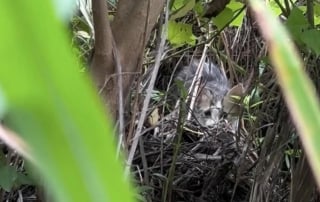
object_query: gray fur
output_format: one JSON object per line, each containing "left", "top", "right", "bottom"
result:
{"left": 176, "top": 60, "right": 230, "bottom": 126}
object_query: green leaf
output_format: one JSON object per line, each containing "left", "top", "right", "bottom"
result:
{"left": 168, "top": 20, "right": 196, "bottom": 46}
{"left": 313, "top": 3, "right": 320, "bottom": 25}
{"left": 285, "top": 7, "right": 309, "bottom": 44}
{"left": 212, "top": 7, "right": 233, "bottom": 30}
{"left": 171, "top": 0, "right": 185, "bottom": 11}
{"left": 286, "top": 7, "right": 320, "bottom": 55}
{"left": 0, "top": 165, "right": 17, "bottom": 191}
{"left": 170, "top": 0, "right": 195, "bottom": 20}
{"left": 194, "top": 1, "right": 205, "bottom": 16}
{"left": 0, "top": 1, "right": 135, "bottom": 202}
{"left": 227, "top": 0, "right": 245, "bottom": 27}
{"left": 250, "top": 0, "right": 320, "bottom": 187}
{"left": 300, "top": 29, "right": 320, "bottom": 55}
{"left": 267, "top": 0, "right": 285, "bottom": 16}
{"left": 212, "top": 0, "right": 245, "bottom": 30}
{"left": 0, "top": 164, "right": 32, "bottom": 191}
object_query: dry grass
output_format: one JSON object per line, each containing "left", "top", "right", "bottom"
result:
{"left": 1, "top": 3, "right": 320, "bottom": 202}
{"left": 128, "top": 13, "right": 320, "bottom": 202}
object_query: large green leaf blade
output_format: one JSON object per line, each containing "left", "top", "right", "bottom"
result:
{"left": 0, "top": 1, "right": 134, "bottom": 202}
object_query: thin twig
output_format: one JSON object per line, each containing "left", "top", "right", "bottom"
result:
{"left": 186, "top": 43, "right": 212, "bottom": 121}
{"left": 306, "top": 0, "right": 314, "bottom": 28}
{"left": 125, "top": 0, "right": 170, "bottom": 176}
{"left": 112, "top": 38, "right": 125, "bottom": 157}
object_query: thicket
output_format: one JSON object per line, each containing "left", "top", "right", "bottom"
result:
{"left": 1, "top": 0, "right": 320, "bottom": 201}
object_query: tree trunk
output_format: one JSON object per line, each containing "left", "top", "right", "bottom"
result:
{"left": 91, "top": 0, "right": 165, "bottom": 120}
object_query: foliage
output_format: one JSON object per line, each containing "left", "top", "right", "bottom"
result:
{"left": 170, "top": 0, "right": 196, "bottom": 20}
{"left": 167, "top": 0, "right": 320, "bottom": 55}
{"left": 267, "top": 0, "right": 320, "bottom": 55}
{"left": 286, "top": 7, "right": 320, "bottom": 55}
{"left": 154, "top": 0, "right": 320, "bottom": 200}
{"left": 1, "top": 0, "right": 320, "bottom": 201}
{"left": 0, "top": 154, "right": 33, "bottom": 192}
{"left": 168, "top": 21, "right": 196, "bottom": 46}
{"left": 167, "top": 0, "right": 245, "bottom": 46}
{"left": 0, "top": 1, "right": 134, "bottom": 202}
{"left": 211, "top": 0, "right": 245, "bottom": 30}
{"left": 250, "top": 0, "right": 320, "bottom": 186}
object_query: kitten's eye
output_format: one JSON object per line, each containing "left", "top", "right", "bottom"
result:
{"left": 221, "top": 111, "right": 228, "bottom": 118}
{"left": 204, "top": 110, "right": 211, "bottom": 117}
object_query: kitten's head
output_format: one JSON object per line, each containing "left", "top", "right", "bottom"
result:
{"left": 176, "top": 59, "right": 242, "bottom": 128}
{"left": 194, "top": 83, "right": 244, "bottom": 129}
{"left": 191, "top": 61, "right": 229, "bottom": 127}
{"left": 194, "top": 88, "right": 223, "bottom": 126}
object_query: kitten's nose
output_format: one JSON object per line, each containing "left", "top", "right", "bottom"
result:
{"left": 215, "top": 100, "right": 222, "bottom": 110}
{"left": 203, "top": 108, "right": 221, "bottom": 126}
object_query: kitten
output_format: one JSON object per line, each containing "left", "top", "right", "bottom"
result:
{"left": 176, "top": 59, "right": 230, "bottom": 127}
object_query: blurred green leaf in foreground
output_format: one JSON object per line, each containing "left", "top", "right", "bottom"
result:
{"left": 0, "top": 1, "right": 135, "bottom": 202}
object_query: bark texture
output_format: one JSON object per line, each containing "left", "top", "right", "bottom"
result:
{"left": 91, "top": 0, "right": 165, "bottom": 120}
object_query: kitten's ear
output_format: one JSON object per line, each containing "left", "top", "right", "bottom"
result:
{"left": 196, "top": 89, "right": 212, "bottom": 108}
{"left": 223, "top": 83, "right": 245, "bottom": 115}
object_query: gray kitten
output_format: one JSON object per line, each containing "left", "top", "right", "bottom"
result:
{"left": 176, "top": 59, "right": 230, "bottom": 127}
